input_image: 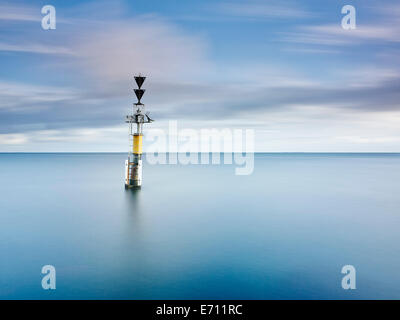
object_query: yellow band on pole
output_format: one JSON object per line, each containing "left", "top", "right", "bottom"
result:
{"left": 133, "top": 134, "right": 143, "bottom": 154}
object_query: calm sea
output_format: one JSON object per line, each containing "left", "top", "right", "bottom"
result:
{"left": 0, "top": 153, "right": 399, "bottom": 299}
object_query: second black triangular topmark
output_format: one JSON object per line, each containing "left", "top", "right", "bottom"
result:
{"left": 134, "top": 89, "right": 145, "bottom": 104}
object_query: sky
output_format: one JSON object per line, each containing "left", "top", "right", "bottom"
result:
{"left": 0, "top": 0, "right": 400, "bottom": 152}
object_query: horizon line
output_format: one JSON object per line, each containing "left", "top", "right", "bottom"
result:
{"left": 1, "top": 152, "right": 400, "bottom": 154}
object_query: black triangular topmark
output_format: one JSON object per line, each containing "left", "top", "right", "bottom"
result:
{"left": 134, "top": 76, "right": 146, "bottom": 89}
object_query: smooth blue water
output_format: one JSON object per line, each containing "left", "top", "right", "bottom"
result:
{"left": 0, "top": 153, "right": 400, "bottom": 299}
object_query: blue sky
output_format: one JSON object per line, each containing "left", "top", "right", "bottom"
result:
{"left": 0, "top": 0, "right": 399, "bottom": 152}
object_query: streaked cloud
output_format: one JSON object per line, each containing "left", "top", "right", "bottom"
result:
{"left": 72, "top": 18, "right": 211, "bottom": 83}
{"left": 0, "top": 4, "right": 39, "bottom": 22}
{"left": 0, "top": 133, "right": 28, "bottom": 145}
{"left": 285, "top": 24, "right": 400, "bottom": 46}
{"left": 282, "top": 3, "right": 400, "bottom": 47}
{"left": 0, "top": 42, "right": 75, "bottom": 55}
